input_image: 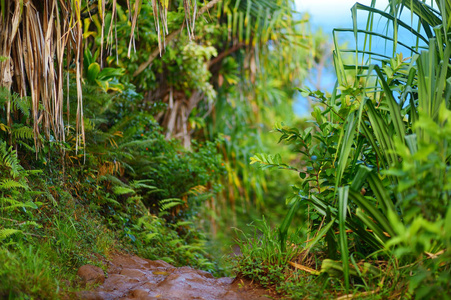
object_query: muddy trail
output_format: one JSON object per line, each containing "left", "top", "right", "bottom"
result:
{"left": 75, "top": 253, "right": 274, "bottom": 300}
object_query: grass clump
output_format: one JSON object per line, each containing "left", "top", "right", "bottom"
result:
{"left": 232, "top": 219, "right": 432, "bottom": 299}
{"left": 0, "top": 245, "right": 61, "bottom": 299}
{"left": 232, "top": 219, "right": 336, "bottom": 299}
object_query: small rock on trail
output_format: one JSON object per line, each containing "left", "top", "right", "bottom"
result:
{"left": 77, "top": 265, "right": 106, "bottom": 287}
{"left": 77, "top": 254, "right": 272, "bottom": 300}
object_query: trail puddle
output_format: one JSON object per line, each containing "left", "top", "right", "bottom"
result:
{"left": 76, "top": 254, "right": 272, "bottom": 300}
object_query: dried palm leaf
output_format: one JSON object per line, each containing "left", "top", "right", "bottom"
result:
{"left": 1, "top": 0, "right": 196, "bottom": 154}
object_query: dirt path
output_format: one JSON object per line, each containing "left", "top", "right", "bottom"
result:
{"left": 76, "top": 254, "right": 273, "bottom": 300}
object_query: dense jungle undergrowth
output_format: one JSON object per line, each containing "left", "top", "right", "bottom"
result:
{"left": 1, "top": 0, "right": 450, "bottom": 299}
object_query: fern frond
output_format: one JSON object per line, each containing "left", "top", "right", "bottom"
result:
{"left": 98, "top": 174, "right": 128, "bottom": 187}
{"left": 146, "top": 188, "right": 166, "bottom": 195}
{"left": 0, "top": 88, "right": 31, "bottom": 118}
{"left": 136, "top": 215, "right": 155, "bottom": 227}
{"left": 89, "top": 117, "right": 109, "bottom": 126}
{"left": 0, "top": 87, "right": 11, "bottom": 106}
{"left": 108, "top": 114, "right": 140, "bottom": 133}
{"left": 159, "top": 198, "right": 184, "bottom": 211}
{"left": 25, "top": 169, "right": 43, "bottom": 176}
{"left": 119, "top": 139, "right": 157, "bottom": 149}
{"left": 144, "top": 232, "right": 159, "bottom": 241}
{"left": 119, "top": 161, "right": 134, "bottom": 173}
{"left": 114, "top": 150, "right": 135, "bottom": 161}
{"left": 11, "top": 95, "right": 32, "bottom": 118}
{"left": 11, "top": 126, "right": 34, "bottom": 140}
{"left": 18, "top": 221, "right": 40, "bottom": 228}
{"left": 0, "top": 179, "right": 28, "bottom": 190}
{"left": 130, "top": 180, "right": 158, "bottom": 190}
{"left": 0, "top": 228, "right": 21, "bottom": 240}
{"left": 0, "top": 123, "right": 9, "bottom": 132}
{"left": 17, "top": 140, "right": 36, "bottom": 153}
{"left": 126, "top": 195, "right": 143, "bottom": 203}
{"left": 113, "top": 186, "right": 135, "bottom": 195}
{"left": 0, "top": 198, "right": 37, "bottom": 211}
{"left": 185, "top": 185, "right": 208, "bottom": 196}
{"left": 103, "top": 197, "right": 121, "bottom": 206}
{"left": 0, "top": 142, "right": 23, "bottom": 178}
{"left": 176, "top": 221, "right": 194, "bottom": 227}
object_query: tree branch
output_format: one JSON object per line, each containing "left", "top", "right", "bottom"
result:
{"left": 208, "top": 43, "right": 246, "bottom": 68}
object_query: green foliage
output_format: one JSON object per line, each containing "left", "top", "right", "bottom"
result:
{"left": 130, "top": 213, "right": 216, "bottom": 271}
{"left": 233, "top": 219, "right": 300, "bottom": 286}
{"left": 248, "top": 0, "right": 451, "bottom": 297}
{"left": 0, "top": 137, "right": 43, "bottom": 253}
{"left": 11, "top": 0, "right": 444, "bottom": 298}
{"left": 0, "top": 89, "right": 38, "bottom": 156}
{"left": 0, "top": 142, "right": 23, "bottom": 179}
{"left": 0, "top": 0, "right": 318, "bottom": 297}
{"left": 250, "top": 152, "right": 297, "bottom": 171}
{"left": 233, "top": 218, "right": 345, "bottom": 298}
{"left": 160, "top": 198, "right": 185, "bottom": 211}
{"left": 84, "top": 49, "right": 125, "bottom": 92}
{"left": 11, "top": 125, "right": 34, "bottom": 141}
{"left": 0, "top": 57, "right": 229, "bottom": 297}
{"left": 63, "top": 75, "right": 226, "bottom": 272}
{"left": 0, "top": 229, "right": 21, "bottom": 241}
{"left": 0, "top": 87, "right": 31, "bottom": 120}
{"left": 0, "top": 245, "right": 60, "bottom": 299}
{"left": 178, "top": 41, "right": 217, "bottom": 101}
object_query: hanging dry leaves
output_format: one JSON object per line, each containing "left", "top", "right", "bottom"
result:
{"left": 0, "top": 0, "right": 199, "bottom": 152}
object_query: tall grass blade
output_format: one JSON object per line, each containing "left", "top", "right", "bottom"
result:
{"left": 338, "top": 186, "right": 350, "bottom": 291}
{"left": 278, "top": 198, "right": 301, "bottom": 252}
{"left": 305, "top": 218, "right": 335, "bottom": 255}
{"left": 335, "top": 112, "right": 358, "bottom": 189}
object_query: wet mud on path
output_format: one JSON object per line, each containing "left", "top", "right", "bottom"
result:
{"left": 76, "top": 254, "right": 274, "bottom": 300}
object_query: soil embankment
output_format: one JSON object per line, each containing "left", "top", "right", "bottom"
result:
{"left": 76, "top": 254, "right": 272, "bottom": 300}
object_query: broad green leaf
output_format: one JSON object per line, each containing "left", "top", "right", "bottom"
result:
{"left": 97, "top": 67, "right": 125, "bottom": 80}
{"left": 87, "top": 63, "right": 101, "bottom": 83}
